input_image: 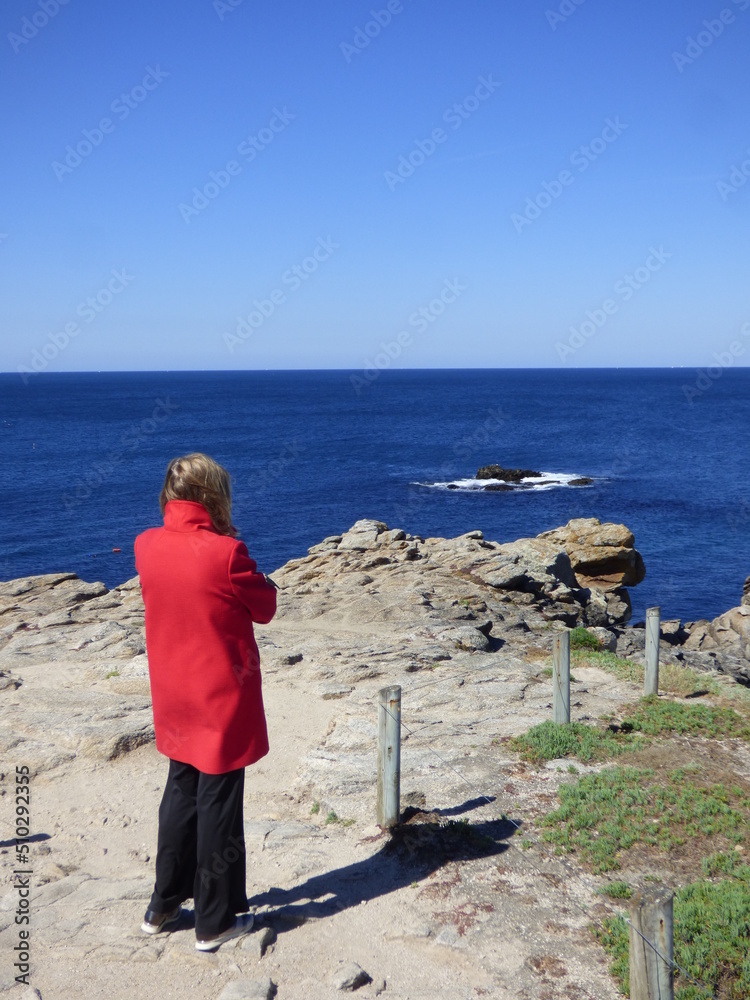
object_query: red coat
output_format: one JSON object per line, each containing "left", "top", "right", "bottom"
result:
{"left": 134, "top": 500, "right": 277, "bottom": 774}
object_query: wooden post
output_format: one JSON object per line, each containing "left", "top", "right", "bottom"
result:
{"left": 377, "top": 685, "right": 401, "bottom": 827}
{"left": 644, "top": 606, "right": 660, "bottom": 696}
{"left": 552, "top": 631, "right": 570, "bottom": 724}
{"left": 629, "top": 888, "right": 674, "bottom": 1000}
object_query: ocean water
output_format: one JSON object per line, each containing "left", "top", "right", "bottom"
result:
{"left": 2, "top": 368, "right": 749, "bottom": 625}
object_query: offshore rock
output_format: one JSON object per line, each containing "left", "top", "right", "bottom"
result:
{"left": 476, "top": 465, "right": 542, "bottom": 482}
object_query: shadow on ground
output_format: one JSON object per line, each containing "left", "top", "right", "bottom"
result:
{"left": 250, "top": 802, "right": 518, "bottom": 931}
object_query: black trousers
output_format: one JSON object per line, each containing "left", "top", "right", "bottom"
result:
{"left": 148, "top": 759, "right": 248, "bottom": 938}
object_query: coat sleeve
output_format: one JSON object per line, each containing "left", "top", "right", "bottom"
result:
{"left": 229, "top": 541, "right": 277, "bottom": 624}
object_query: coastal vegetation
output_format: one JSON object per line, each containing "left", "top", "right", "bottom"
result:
{"left": 595, "top": 854, "right": 750, "bottom": 999}
{"left": 512, "top": 683, "right": 750, "bottom": 997}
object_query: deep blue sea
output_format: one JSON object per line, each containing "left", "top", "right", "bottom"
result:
{"left": 2, "top": 369, "right": 749, "bottom": 625}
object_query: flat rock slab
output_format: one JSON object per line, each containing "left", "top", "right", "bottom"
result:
{"left": 218, "top": 978, "right": 277, "bottom": 1000}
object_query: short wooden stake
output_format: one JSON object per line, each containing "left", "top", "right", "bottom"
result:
{"left": 377, "top": 684, "right": 401, "bottom": 828}
{"left": 645, "top": 606, "right": 661, "bottom": 696}
{"left": 552, "top": 631, "right": 570, "bottom": 724}
{"left": 629, "top": 888, "right": 674, "bottom": 1000}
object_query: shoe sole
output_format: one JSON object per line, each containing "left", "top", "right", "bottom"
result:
{"left": 195, "top": 913, "right": 254, "bottom": 951}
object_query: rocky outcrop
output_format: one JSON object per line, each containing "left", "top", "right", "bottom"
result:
{"left": 275, "top": 517, "right": 643, "bottom": 628}
{"left": 474, "top": 467, "right": 592, "bottom": 489}
{"left": 0, "top": 573, "right": 151, "bottom": 773}
{"left": 539, "top": 518, "right": 646, "bottom": 590}
{"left": 682, "top": 584, "right": 750, "bottom": 685}
{"left": 1, "top": 520, "right": 748, "bottom": 1000}
{"left": 476, "top": 465, "right": 541, "bottom": 482}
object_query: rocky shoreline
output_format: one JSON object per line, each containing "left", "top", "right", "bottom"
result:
{"left": 0, "top": 517, "right": 748, "bottom": 999}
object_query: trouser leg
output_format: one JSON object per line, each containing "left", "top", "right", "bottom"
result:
{"left": 148, "top": 759, "right": 198, "bottom": 913}
{"left": 193, "top": 767, "right": 248, "bottom": 939}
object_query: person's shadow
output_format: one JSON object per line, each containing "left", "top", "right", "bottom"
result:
{"left": 249, "top": 798, "right": 518, "bottom": 931}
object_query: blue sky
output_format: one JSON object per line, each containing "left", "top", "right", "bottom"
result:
{"left": 1, "top": 0, "right": 749, "bottom": 372}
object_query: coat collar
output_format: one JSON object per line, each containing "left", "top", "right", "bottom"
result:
{"left": 163, "top": 500, "right": 216, "bottom": 532}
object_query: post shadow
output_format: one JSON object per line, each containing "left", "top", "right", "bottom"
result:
{"left": 249, "top": 804, "right": 519, "bottom": 933}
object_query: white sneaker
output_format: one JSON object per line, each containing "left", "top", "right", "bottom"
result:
{"left": 195, "top": 912, "right": 254, "bottom": 951}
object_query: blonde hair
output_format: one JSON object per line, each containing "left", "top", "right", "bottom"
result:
{"left": 159, "top": 453, "right": 235, "bottom": 536}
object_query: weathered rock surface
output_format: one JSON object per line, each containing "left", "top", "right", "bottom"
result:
{"left": 218, "top": 978, "right": 276, "bottom": 1000}
{"left": 540, "top": 518, "right": 646, "bottom": 590}
{"left": 682, "top": 598, "right": 750, "bottom": 685}
{"left": 275, "top": 516, "right": 643, "bottom": 629}
{"left": 330, "top": 961, "right": 372, "bottom": 991}
{"left": 0, "top": 517, "right": 747, "bottom": 999}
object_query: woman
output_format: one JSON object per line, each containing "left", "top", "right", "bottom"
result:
{"left": 134, "top": 453, "right": 277, "bottom": 950}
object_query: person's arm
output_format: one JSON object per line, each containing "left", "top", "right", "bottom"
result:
{"left": 228, "top": 541, "right": 277, "bottom": 624}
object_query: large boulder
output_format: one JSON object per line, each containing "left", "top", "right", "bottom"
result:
{"left": 539, "top": 518, "right": 646, "bottom": 590}
{"left": 680, "top": 576, "right": 750, "bottom": 684}
{"left": 476, "top": 537, "right": 580, "bottom": 600}
{"left": 458, "top": 518, "right": 643, "bottom": 625}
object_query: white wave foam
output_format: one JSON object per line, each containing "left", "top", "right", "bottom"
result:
{"left": 414, "top": 471, "right": 592, "bottom": 492}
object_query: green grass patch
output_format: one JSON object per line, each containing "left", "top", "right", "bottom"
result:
{"left": 570, "top": 626, "right": 602, "bottom": 650}
{"left": 595, "top": 856, "right": 750, "bottom": 998}
{"left": 105, "top": 669, "right": 120, "bottom": 679}
{"left": 310, "top": 801, "right": 320, "bottom": 815}
{"left": 622, "top": 698, "right": 750, "bottom": 741}
{"left": 322, "top": 810, "right": 354, "bottom": 827}
{"left": 541, "top": 767, "right": 749, "bottom": 873}
{"left": 593, "top": 916, "right": 630, "bottom": 993}
{"left": 702, "top": 849, "right": 750, "bottom": 879}
{"left": 598, "top": 881, "right": 632, "bottom": 900}
{"left": 511, "top": 720, "right": 641, "bottom": 764}
{"left": 572, "top": 649, "right": 720, "bottom": 698}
